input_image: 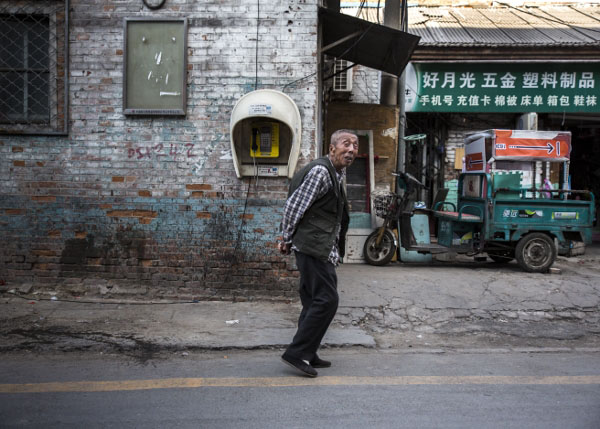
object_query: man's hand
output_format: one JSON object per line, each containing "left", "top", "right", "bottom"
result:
{"left": 278, "top": 241, "right": 291, "bottom": 255}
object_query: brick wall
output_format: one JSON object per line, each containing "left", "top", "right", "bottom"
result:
{"left": 0, "top": 0, "right": 321, "bottom": 299}
{"left": 349, "top": 65, "right": 380, "bottom": 105}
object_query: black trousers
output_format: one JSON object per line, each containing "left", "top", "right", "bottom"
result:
{"left": 285, "top": 251, "right": 339, "bottom": 362}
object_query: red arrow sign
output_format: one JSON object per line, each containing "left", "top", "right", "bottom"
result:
{"left": 508, "top": 142, "right": 555, "bottom": 154}
{"left": 494, "top": 130, "right": 570, "bottom": 160}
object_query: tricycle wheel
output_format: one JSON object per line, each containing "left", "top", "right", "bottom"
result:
{"left": 487, "top": 250, "right": 514, "bottom": 263}
{"left": 363, "top": 229, "right": 396, "bottom": 266}
{"left": 515, "top": 233, "right": 556, "bottom": 273}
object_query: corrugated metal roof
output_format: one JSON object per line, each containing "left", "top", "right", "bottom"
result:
{"left": 341, "top": 4, "right": 600, "bottom": 47}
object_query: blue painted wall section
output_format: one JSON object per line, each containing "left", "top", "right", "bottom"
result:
{"left": 0, "top": 193, "right": 298, "bottom": 298}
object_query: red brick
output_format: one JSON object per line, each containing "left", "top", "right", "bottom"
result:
{"left": 32, "top": 250, "right": 56, "bottom": 256}
{"left": 186, "top": 184, "right": 212, "bottom": 191}
{"left": 5, "top": 209, "right": 25, "bottom": 215}
{"left": 107, "top": 210, "right": 157, "bottom": 218}
{"left": 32, "top": 196, "right": 56, "bottom": 203}
{"left": 205, "top": 192, "right": 222, "bottom": 198}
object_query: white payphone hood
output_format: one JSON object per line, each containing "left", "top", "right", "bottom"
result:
{"left": 230, "top": 89, "right": 302, "bottom": 178}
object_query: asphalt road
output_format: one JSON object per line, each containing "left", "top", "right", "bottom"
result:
{"left": 1, "top": 349, "right": 599, "bottom": 428}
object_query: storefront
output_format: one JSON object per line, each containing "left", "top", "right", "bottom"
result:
{"left": 405, "top": 62, "right": 600, "bottom": 206}
{"left": 401, "top": 3, "right": 600, "bottom": 236}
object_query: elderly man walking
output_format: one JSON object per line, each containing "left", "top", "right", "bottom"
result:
{"left": 278, "top": 129, "right": 358, "bottom": 377}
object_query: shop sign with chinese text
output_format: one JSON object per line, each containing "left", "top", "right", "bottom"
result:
{"left": 405, "top": 63, "right": 600, "bottom": 113}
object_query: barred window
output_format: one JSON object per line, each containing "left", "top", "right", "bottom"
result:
{"left": 0, "top": 2, "right": 68, "bottom": 135}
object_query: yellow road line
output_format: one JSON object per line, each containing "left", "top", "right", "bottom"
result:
{"left": 2, "top": 375, "right": 600, "bottom": 394}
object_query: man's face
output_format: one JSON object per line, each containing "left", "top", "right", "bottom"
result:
{"left": 329, "top": 133, "right": 358, "bottom": 171}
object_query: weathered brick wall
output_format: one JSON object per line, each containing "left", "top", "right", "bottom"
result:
{"left": 0, "top": 0, "right": 320, "bottom": 299}
{"left": 349, "top": 65, "right": 380, "bottom": 105}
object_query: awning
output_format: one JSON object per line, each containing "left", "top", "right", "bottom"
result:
{"left": 319, "top": 7, "right": 420, "bottom": 77}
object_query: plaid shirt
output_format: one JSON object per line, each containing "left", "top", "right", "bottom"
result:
{"left": 282, "top": 159, "right": 345, "bottom": 265}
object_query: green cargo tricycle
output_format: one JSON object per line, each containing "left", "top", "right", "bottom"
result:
{"left": 363, "top": 129, "right": 596, "bottom": 272}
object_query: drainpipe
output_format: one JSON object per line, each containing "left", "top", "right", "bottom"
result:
{"left": 397, "top": 0, "right": 408, "bottom": 176}
{"left": 381, "top": 1, "right": 408, "bottom": 177}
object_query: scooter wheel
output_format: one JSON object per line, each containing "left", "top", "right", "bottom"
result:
{"left": 363, "top": 229, "right": 397, "bottom": 266}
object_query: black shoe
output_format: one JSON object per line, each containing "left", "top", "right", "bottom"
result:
{"left": 281, "top": 353, "right": 318, "bottom": 377}
{"left": 310, "top": 354, "right": 331, "bottom": 368}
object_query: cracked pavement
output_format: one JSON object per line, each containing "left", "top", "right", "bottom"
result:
{"left": 1, "top": 247, "right": 600, "bottom": 357}
{"left": 334, "top": 249, "right": 600, "bottom": 349}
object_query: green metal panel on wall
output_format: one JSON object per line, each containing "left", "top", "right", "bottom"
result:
{"left": 405, "top": 63, "right": 600, "bottom": 113}
{"left": 123, "top": 19, "right": 187, "bottom": 115}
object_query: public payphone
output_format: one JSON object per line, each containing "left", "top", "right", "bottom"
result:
{"left": 230, "top": 89, "right": 301, "bottom": 178}
{"left": 249, "top": 121, "right": 279, "bottom": 158}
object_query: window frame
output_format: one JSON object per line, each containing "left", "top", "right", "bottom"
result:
{"left": 333, "top": 59, "right": 353, "bottom": 92}
{"left": 0, "top": 0, "right": 69, "bottom": 136}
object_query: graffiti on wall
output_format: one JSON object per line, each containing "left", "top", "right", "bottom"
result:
{"left": 191, "top": 131, "right": 227, "bottom": 176}
{"left": 128, "top": 143, "right": 196, "bottom": 159}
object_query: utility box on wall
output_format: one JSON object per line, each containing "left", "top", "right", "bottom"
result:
{"left": 230, "top": 89, "right": 301, "bottom": 178}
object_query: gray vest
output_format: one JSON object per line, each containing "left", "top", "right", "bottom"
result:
{"left": 288, "top": 157, "right": 349, "bottom": 261}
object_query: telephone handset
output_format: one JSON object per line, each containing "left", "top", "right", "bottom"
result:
{"left": 250, "top": 121, "right": 279, "bottom": 158}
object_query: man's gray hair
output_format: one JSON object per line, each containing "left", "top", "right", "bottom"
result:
{"left": 330, "top": 129, "right": 357, "bottom": 147}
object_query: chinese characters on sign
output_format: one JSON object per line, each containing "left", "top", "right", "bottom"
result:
{"left": 405, "top": 63, "right": 600, "bottom": 113}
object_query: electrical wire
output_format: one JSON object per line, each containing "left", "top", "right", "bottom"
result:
{"left": 283, "top": 20, "right": 376, "bottom": 91}
{"left": 232, "top": 175, "right": 252, "bottom": 266}
{"left": 230, "top": 0, "right": 260, "bottom": 271}
{"left": 255, "top": 0, "right": 260, "bottom": 90}
{"left": 356, "top": 0, "right": 366, "bottom": 18}
{"left": 323, "top": 61, "right": 357, "bottom": 82}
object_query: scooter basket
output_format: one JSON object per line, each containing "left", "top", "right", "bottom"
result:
{"left": 373, "top": 192, "right": 394, "bottom": 218}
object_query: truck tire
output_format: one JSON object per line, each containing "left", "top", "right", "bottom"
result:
{"left": 515, "top": 233, "right": 556, "bottom": 273}
{"left": 363, "top": 229, "right": 396, "bottom": 266}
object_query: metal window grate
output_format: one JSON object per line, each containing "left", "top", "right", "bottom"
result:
{"left": 0, "top": 1, "right": 68, "bottom": 135}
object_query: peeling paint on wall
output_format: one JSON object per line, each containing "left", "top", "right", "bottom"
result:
{"left": 220, "top": 150, "right": 233, "bottom": 160}
{"left": 382, "top": 127, "right": 397, "bottom": 139}
{"left": 1, "top": 0, "right": 319, "bottom": 298}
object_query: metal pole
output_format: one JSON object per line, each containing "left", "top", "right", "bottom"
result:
{"left": 396, "top": 0, "right": 408, "bottom": 177}
{"left": 380, "top": 0, "right": 400, "bottom": 105}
